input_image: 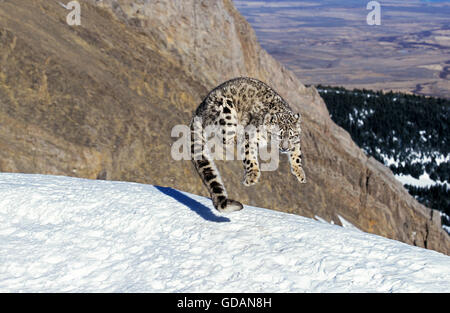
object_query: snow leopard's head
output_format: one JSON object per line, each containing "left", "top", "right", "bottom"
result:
{"left": 264, "top": 111, "right": 301, "bottom": 153}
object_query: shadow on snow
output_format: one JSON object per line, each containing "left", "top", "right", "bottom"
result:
{"left": 154, "top": 186, "right": 230, "bottom": 223}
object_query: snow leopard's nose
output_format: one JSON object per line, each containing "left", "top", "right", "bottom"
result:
{"left": 281, "top": 140, "right": 289, "bottom": 151}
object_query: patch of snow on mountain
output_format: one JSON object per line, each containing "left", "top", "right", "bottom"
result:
{"left": 395, "top": 172, "right": 449, "bottom": 188}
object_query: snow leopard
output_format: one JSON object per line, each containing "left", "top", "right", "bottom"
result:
{"left": 190, "top": 77, "right": 306, "bottom": 212}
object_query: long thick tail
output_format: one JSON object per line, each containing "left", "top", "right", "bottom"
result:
{"left": 190, "top": 117, "right": 243, "bottom": 212}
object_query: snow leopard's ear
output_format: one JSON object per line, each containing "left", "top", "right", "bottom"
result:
{"left": 294, "top": 113, "right": 301, "bottom": 128}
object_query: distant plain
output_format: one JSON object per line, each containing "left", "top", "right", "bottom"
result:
{"left": 235, "top": 0, "right": 450, "bottom": 98}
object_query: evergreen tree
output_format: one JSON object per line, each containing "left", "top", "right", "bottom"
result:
{"left": 317, "top": 85, "right": 450, "bottom": 233}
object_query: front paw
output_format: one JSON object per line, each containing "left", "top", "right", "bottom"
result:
{"left": 292, "top": 166, "right": 306, "bottom": 183}
{"left": 243, "top": 170, "right": 260, "bottom": 186}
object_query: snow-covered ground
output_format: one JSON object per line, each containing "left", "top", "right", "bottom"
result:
{"left": 377, "top": 152, "right": 449, "bottom": 188}
{"left": 0, "top": 173, "right": 449, "bottom": 292}
{"left": 395, "top": 172, "right": 449, "bottom": 188}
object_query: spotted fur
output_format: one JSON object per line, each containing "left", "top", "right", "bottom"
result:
{"left": 190, "top": 77, "right": 306, "bottom": 212}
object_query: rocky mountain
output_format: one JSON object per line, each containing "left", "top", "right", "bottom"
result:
{"left": 0, "top": 0, "right": 448, "bottom": 254}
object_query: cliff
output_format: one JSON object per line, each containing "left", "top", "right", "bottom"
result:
{"left": 0, "top": 0, "right": 448, "bottom": 254}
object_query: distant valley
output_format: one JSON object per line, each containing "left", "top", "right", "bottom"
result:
{"left": 235, "top": 0, "right": 450, "bottom": 98}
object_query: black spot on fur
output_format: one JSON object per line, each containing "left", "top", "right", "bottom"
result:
{"left": 197, "top": 160, "right": 209, "bottom": 168}
{"left": 210, "top": 181, "right": 221, "bottom": 189}
{"left": 212, "top": 187, "right": 223, "bottom": 194}
{"left": 203, "top": 167, "right": 214, "bottom": 177}
{"left": 223, "top": 107, "right": 231, "bottom": 114}
{"left": 219, "top": 119, "right": 226, "bottom": 125}
{"left": 205, "top": 173, "right": 216, "bottom": 182}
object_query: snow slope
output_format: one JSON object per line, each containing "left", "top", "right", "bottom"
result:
{"left": 0, "top": 173, "right": 449, "bottom": 292}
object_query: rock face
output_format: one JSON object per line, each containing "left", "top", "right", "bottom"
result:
{"left": 0, "top": 0, "right": 448, "bottom": 254}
